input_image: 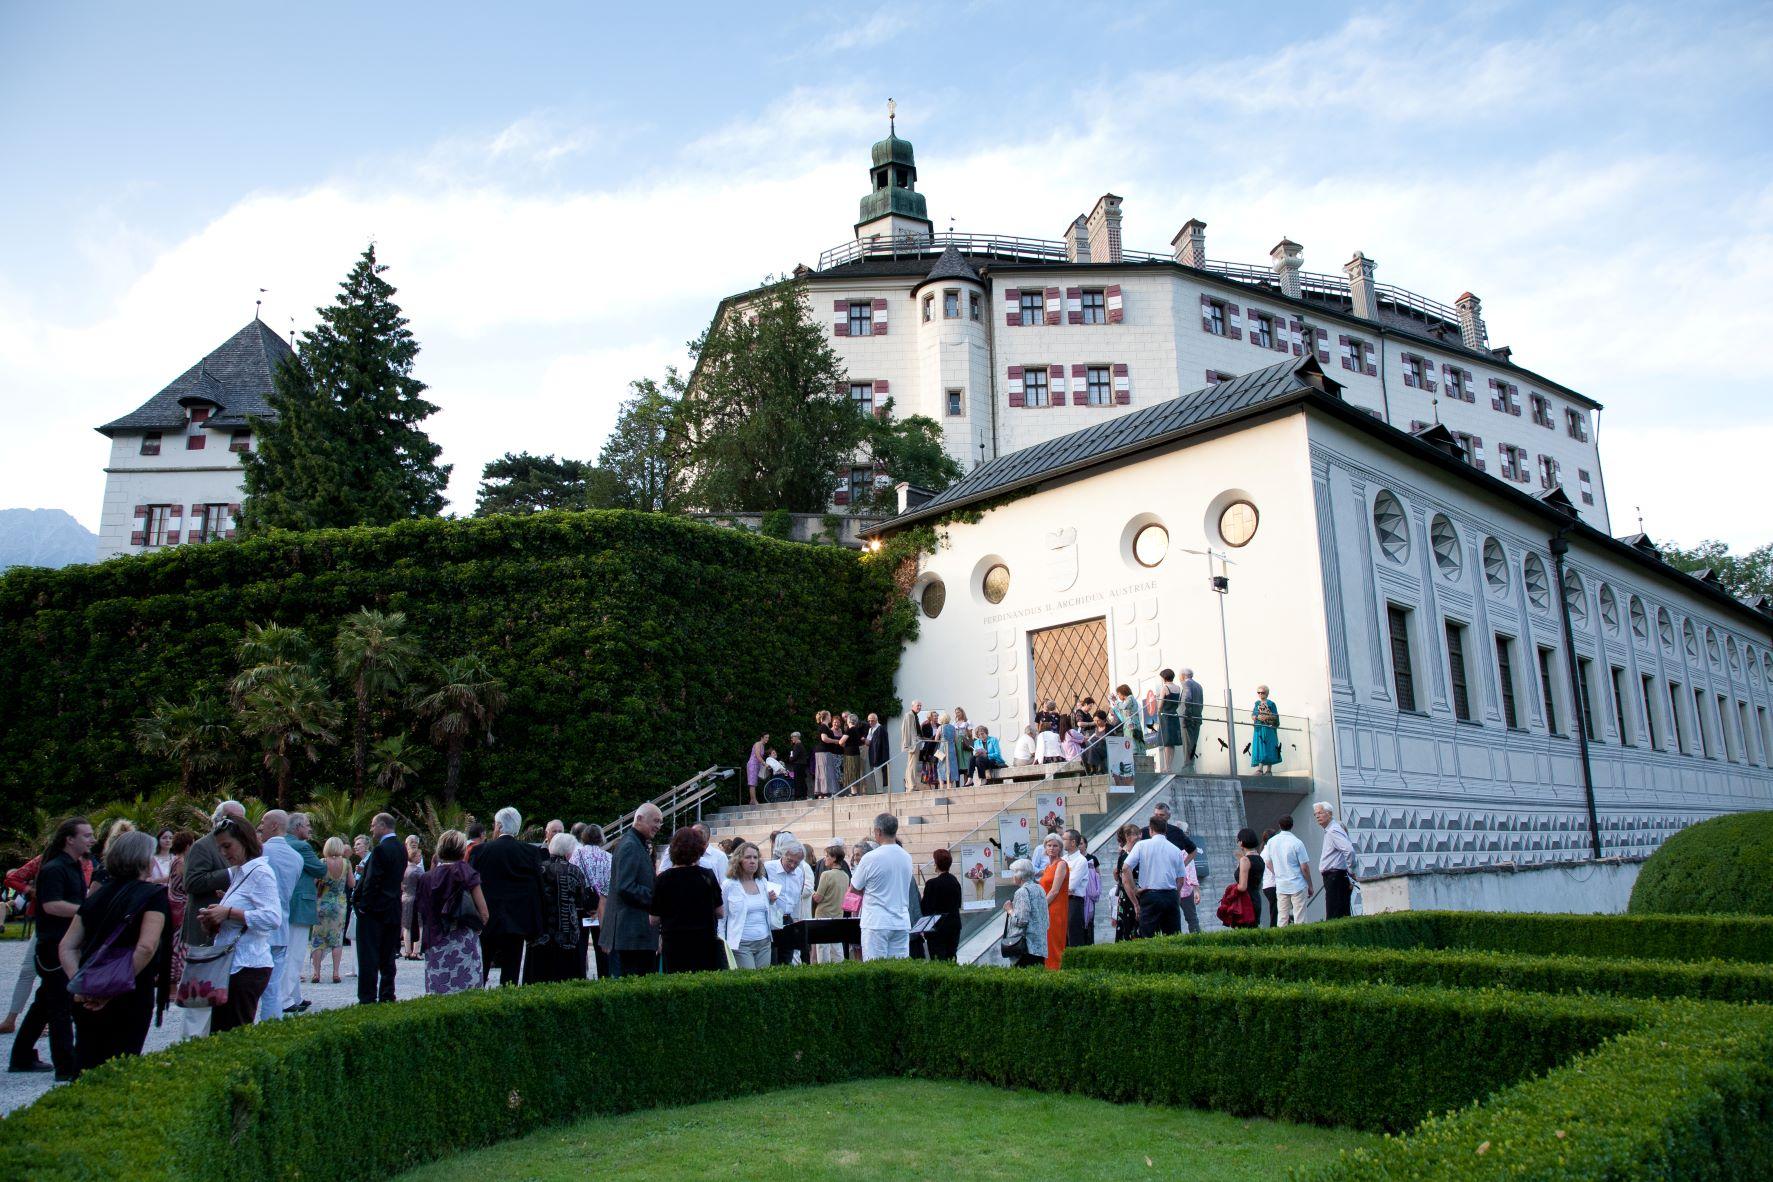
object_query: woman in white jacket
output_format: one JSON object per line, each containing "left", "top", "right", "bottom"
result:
{"left": 721, "top": 842, "right": 783, "bottom": 969}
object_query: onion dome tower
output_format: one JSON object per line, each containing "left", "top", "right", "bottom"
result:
{"left": 856, "top": 99, "right": 932, "bottom": 241}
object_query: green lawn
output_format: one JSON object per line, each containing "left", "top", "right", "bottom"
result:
{"left": 396, "top": 1078, "right": 1378, "bottom": 1182}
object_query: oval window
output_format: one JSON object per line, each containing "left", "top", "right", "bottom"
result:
{"left": 1429, "top": 515, "right": 1461, "bottom": 579}
{"left": 1523, "top": 554, "right": 1550, "bottom": 612}
{"left": 1483, "top": 537, "right": 1508, "bottom": 594}
{"left": 919, "top": 579, "right": 946, "bottom": 619}
{"left": 983, "top": 563, "right": 1010, "bottom": 604}
{"left": 1373, "top": 491, "right": 1409, "bottom": 563}
{"left": 1133, "top": 523, "right": 1169, "bottom": 567}
{"left": 1219, "top": 500, "right": 1259, "bottom": 548}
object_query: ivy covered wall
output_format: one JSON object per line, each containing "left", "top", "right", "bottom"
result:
{"left": 0, "top": 511, "right": 911, "bottom": 824}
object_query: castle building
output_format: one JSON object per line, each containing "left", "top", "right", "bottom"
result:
{"left": 706, "top": 123, "right": 1608, "bottom": 523}
{"left": 94, "top": 320, "right": 291, "bottom": 559}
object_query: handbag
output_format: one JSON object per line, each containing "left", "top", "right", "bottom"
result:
{"left": 68, "top": 888, "right": 155, "bottom": 999}
{"left": 842, "top": 887, "right": 862, "bottom": 914}
{"left": 997, "top": 911, "right": 1028, "bottom": 962}
{"left": 1216, "top": 882, "right": 1255, "bottom": 928}
{"left": 176, "top": 864, "right": 261, "bottom": 1008}
{"left": 449, "top": 875, "right": 483, "bottom": 931}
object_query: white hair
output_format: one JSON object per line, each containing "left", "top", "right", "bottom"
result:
{"left": 1313, "top": 801, "right": 1335, "bottom": 815}
{"left": 548, "top": 832, "right": 578, "bottom": 858}
{"left": 775, "top": 837, "right": 804, "bottom": 860}
{"left": 1181, "top": 668, "right": 1193, "bottom": 678}
{"left": 1009, "top": 858, "right": 1034, "bottom": 881}
{"left": 212, "top": 799, "right": 244, "bottom": 824}
{"left": 495, "top": 807, "right": 522, "bottom": 836}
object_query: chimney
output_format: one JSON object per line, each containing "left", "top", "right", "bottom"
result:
{"left": 1270, "top": 238, "right": 1302, "bottom": 299}
{"left": 1344, "top": 252, "right": 1378, "bottom": 320}
{"left": 1455, "top": 292, "right": 1488, "bottom": 350}
{"left": 1171, "top": 218, "right": 1207, "bottom": 269}
{"left": 1086, "top": 194, "right": 1123, "bottom": 264}
{"left": 1064, "top": 215, "right": 1092, "bottom": 264}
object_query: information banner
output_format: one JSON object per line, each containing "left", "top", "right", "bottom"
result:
{"left": 997, "top": 814, "right": 1032, "bottom": 864}
{"left": 957, "top": 841, "right": 997, "bottom": 911}
{"left": 1035, "top": 792, "right": 1068, "bottom": 833}
{"left": 1106, "top": 736, "right": 1136, "bottom": 789}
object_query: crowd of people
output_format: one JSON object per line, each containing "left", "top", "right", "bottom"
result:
{"left": 0, "top": 801, "right": 989, "bottom": 1083}
{"left": 743, "top": 672, "right": 1285, "bottom": 804}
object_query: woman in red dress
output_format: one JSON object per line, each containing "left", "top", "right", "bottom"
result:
{"left": 1037, "top": 832, "right": 1070, "bottom": 970}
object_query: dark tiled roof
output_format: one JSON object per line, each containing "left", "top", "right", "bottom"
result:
{"left": 924, "top": 245, "right": 980, "bottom": 283}
{"left": 894, "top": 356, "right": 1335, "bottom": 526}
{"left": 97, "top": 320, "right": 293, "bottom": 436}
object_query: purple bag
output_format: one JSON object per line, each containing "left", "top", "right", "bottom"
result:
{"left": 68, "top": 889, "right": 154, "bottom": 999}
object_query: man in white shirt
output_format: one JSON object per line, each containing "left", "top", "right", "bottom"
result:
{"left": 1120, "top": 814, "right": 1188, "bottom": 938}
{"left": 765, "top": 836, "right": 812, "bottom": 964}
{"left": 1035, "top": 723, "right": 1063, "bottom": 763}
{"left": 1314, "top": 802, "right": 1356, "bottom": 920}
{"left": 1011, "top": 725, "right": 1037, "bottom": 767}
{"left": 1062, "top": 829, "right": 1092, "bottom": 947}
{"left": 849, "top": 813, "right": 913, "bottom": 960}
{"left": 1262, "top": 815, "right": 1314, "bottom": 926}
{"left": 255, "top": 810, "right": 303, "bottom": 1023}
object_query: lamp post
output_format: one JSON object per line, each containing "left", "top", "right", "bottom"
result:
{"left": 1182, "top": 546, "right": 1238, "bottom": 775}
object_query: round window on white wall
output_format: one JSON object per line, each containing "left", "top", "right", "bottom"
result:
{"left": 1218, "top": 501, "right": 1259, "bottom": 548}
{"left": 918, "top": 578, "right": 946, "bottom": 619}
{"left": 1133, "top": 523, "right": 1169, "bottom": 567}
{"left": 982, "top": 563, "right": 1010, "bottom": 605}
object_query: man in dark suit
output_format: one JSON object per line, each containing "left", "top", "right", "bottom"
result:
{"left": 600, "top": 803, "right": 660, "bottom": 978}
{"left": 472, "top": 807, "right": 544, "bottom": 985}
{"left": 865, "top": 712, "right": 891, "bottom": 793}
{"left": 354, "top": 812, "right": 406, "bottom": 1004}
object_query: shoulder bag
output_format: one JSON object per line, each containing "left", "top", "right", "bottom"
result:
{"left": 449, "top": 866, "right": 484, "bottom": 932}
{"left": 997, "top": 908, "right": 1028, "bottom": 962}
{"left": 176, "top": 864, "right": 261, "bottom": 1008}
{"left": 68, "top": 884, "right": 158, "bottom": 999}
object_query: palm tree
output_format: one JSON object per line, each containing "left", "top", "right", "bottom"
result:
{"left": 301, "top": 787, "right": 390, "bottom": 848}
{"left": 398, "top": 799, "right": 477, "bottom": 859}
{"left": 412, "top": 655, "right": 508, "bottom": 805}
{"left": 229, "top": 622, "right": 318, "bottom": 704}
{"left": 236, "top": 664, "right": 342, "bottom": 808}
{"left": 370, "top": 733, "right": 424, "bottom": 795}
{"left": 133, "top": 696, "right": 236, "bottom": 792}
{"left": 335, "top": 609, "right": 425, "bottom": 799}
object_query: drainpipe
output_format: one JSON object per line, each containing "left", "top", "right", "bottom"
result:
{"left": 1549, "top": 530, "right": 1603, "bottom": 859}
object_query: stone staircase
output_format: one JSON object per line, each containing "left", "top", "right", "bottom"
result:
{"left": 702, "top": 773, "right": 1122, "bottom": 875}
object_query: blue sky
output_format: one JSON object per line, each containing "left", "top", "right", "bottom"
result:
{"left": 3, "top": 1, "right": 1770, "bottom": 545}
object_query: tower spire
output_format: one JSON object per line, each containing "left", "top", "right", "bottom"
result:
{"left": 888, "top": 97, "right": 896, "bottom": 134}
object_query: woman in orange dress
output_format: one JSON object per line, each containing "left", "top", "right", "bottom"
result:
{"left": 1038, "top": 832, "right": 1070, "bottom": 970}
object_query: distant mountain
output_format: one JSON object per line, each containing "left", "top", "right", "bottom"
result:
{"left": 0, "top": 508, "right": 98, "bottom": 572}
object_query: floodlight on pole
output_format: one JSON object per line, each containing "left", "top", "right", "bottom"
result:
{"left": 1182, "top": 546, "right": 1238, "bottom": 775}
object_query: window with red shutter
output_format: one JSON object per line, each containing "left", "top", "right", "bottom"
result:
{"left": 1361, "top": 341, "right": 1377, "bottom": 376}
{"left": 1289, "top": 318, "right": 1305, "bottom": 357}
{"left": 1201, "top": 295, "right": 1224, "bottom": 335}
{"left": 1105, "top": 284, "right": 1123, "bottom": 324}
{"left": 1004, "top": 289, "right": 1021, "bottom": 327}
{"left": 1226, "top": 302, "right": 1243, "bottom": 341}
{"left": 833, "top": 299, "right": 849, "bottom": 337}
{"left": 1314, "top": 328, "right": 1329, "bottom": 363}
{"left": 872, "top": 297, "right": 888, "bottom": 336}
{"left": 1051, "top": 364, "right": 1068, "bottom": 406}
{"left": 1338, "top": 335, "right": 1355, "bottom": 371}
{"left": 187, "top": 433, "right": 206, "bottom": 450}
{"left": 1071, "top": 363, "right": 1088, "bottom": 406}
{"left": 1112, "top": 363, "right": 1131, "bottom": 405}
{"left": 1045, "top": 286, "right": 1061, "bottom": 325}
{"left": 1402, "top": 354, "right": 1420, "bottom": 388}
{"left": 1007, "top": 365, "right": 1026, "bottom": 408}
{"left": 1066, "top": 287, "right": 1084, "bottom": 325}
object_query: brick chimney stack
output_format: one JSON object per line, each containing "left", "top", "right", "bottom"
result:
{"left": 1455, "top": 292, "right": 1488, "bottom": 350}
{"left": 1344, "top": 252, "right": 1378, "bottom": 321}
{"left": 1086, "top": 194, "right": 1123, "bottom": 264}
{"left": 1171, "top": 218, "right": 1207, "bottom": 269}
{"left": 1270, "top": 238, "right": 1303, "bottom": 299}
{"left": 1064, "top": 215, "right": 1092, "bottom": 264}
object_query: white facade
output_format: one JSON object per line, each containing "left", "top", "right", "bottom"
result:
{"left": 888, "top": 389, "right": 1773, "bottom": 875}
{"left": 94, "top": 320, "right": 290, "bottom": 559}
{"left": 721, "top": 132, "right": 1609, "bottom": 527}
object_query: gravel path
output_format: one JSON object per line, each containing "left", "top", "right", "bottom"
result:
{"left": 0, "top": 931, "right": 425, "bottom": 1116}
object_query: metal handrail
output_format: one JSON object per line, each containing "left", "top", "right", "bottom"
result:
{"left": 604, "top": 765, "right": 730, "bottom": 843}
{"left": 746, "top": 762, "right": 884, "bottom": 842}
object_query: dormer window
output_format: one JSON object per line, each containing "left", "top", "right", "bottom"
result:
{"left": 140, "top": 432, "right": 161, "bottom": 456}
{"left": 189, "top": 406, "right": 210, "bottom": 424}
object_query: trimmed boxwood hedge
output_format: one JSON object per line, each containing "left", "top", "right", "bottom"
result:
{"left": 1063, "top": 941, "right": 1773, "bottom": 1002}
{"left": 7, "top": 962, "right": 1771, "bottom": 1182}
{"left": 0, "top": 510, "right": 911, "bottom": 823}
{"left": 1177, "top": 910, "right": 1773, "bottom": 964}
{"left": 1630, "top": 811, "right": 1773, "bottom": 916}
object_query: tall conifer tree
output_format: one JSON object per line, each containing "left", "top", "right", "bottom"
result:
{"left": 241, "top": 245, "right": 450, "bottom": 531}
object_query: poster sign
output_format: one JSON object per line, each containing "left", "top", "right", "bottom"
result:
{"left": 957, "top": 841, "right": 997, "bottom": 911}
{"left": 997, "top": 814, "right": 1031, "bottom": 864}
{"left": 1035, "top": 792, "right": 1068, "bottom": 833}
{"left": 1106, "top": 735, "right": 1136, "bottom": 790}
